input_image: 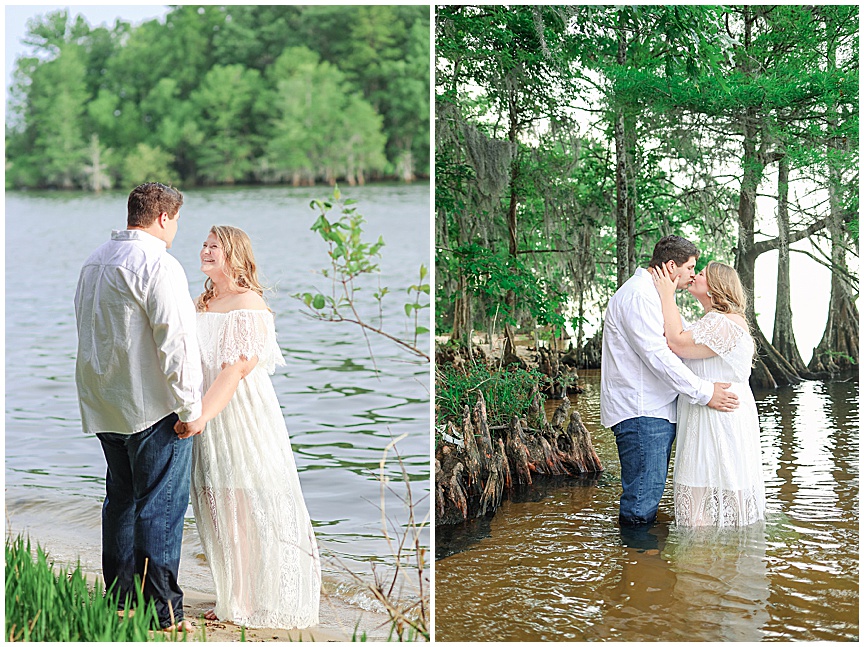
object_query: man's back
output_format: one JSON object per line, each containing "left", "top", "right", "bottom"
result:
{"left": 75, "top": 229, "right": 201, "bottom": 435}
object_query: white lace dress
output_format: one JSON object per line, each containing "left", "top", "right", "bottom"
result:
{"left": 674, "top": 312, "right": 766, "bottom": 527}
{"left": 191, "top": 309, "right": 321, "bottom": 628}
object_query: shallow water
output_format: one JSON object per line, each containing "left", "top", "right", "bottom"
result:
{"left": 5, "top": 183, "right": 430, "bottom": 610}
{"left": 434, "top": 371, "right": 858, "bottom": 641}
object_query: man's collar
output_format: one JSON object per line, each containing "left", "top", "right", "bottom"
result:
{"left": 111, "top": 229, "right": 167, "bottom": 248}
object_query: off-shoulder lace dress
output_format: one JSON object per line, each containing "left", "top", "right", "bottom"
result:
{"left": 674, "top": 311, "right": 766, "bottom": 527}
{"left": 191, "top": 309, "right": 321, "bottom": 628}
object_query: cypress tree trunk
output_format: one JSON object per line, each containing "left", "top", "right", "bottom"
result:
{"left": 808, "top": 25, "right": 859, "bottom": 376}
{"left": 808, "top": 172, "right": 859, "bottom": 374}
{"left": 503, "top": 79, "right": 520, "bottom": 357}
{"left": 771, "top": 156, "right": 807, "bottom": 372}
{"left": 614, "top": 108, "right": 629, "bottom": 289}
{"left": 449, "top": 273, "right": 473, "bottom": 347}
{"left": 751, "top": 325, "right": 801, "bottom": 389}
{"left": 735, "top": 9, "right": 801, "bottom": 388}
{"left": 613, "top": 15, "right": 635, "bottom": 288}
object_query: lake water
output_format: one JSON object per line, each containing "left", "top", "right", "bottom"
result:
{"left": 5, "top": 183, "right": 431, "bottom": 613}
{"left": 434, "top": 370, "right": 859, "bottom": 641}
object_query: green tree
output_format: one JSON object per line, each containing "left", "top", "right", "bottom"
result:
{"left": 27, "top": 44, "right": 90, "bottom": 187}
{"left": 7, "top": 5, "right": 427, "bottom": 189}
{"left": 293, "top": 5, "right": 431, "bottom": 178}
{"left": 378, "top": 19, "right": 430, "bottom": 181}
{"left": 122, "top": 142, "right": 176, "bottom": 188}
{"left": 265, "top": 47, "right": 386, "bottom": 186}
{"left": 187, "top": 64, "right": 264, "bottom": 184}
{"left": 436, "top": 5, "right": 573, "bottom": 350}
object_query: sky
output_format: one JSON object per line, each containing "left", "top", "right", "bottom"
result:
{"left": 5, "top": 5, "right": 170, "bottom": 92}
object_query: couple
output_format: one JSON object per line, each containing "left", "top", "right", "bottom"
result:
{"left": 74, "top": 182, "right": 320, "bottom": 631}
{"left": 600, "top": 235, "right": 765, "bottom": 528}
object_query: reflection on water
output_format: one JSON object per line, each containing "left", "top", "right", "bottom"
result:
{"left": 5, "top": 184, "right": 430, "bottom": 609}
{"left": 434, "top": 371, "right": 858, "bottom": 641}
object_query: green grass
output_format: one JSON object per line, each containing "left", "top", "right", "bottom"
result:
{"left": 6, "top": 533, "right": 422, "bottom": 642}
{"left": 436, "top": 361, "right": 546, "bottom": 434}
{"left": 5, "top": 535, "right": 190, "bottom": 641}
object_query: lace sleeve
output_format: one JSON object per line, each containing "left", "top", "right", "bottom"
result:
{"left": 691, "top": 311, "right": 753, "bottom": 380}
{"left": 217, "top": 310, "right": 286, "bottom": 374}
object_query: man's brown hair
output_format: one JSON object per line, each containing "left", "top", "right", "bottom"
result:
{"left": 127, "top": 182, "right": 184, "bottom": 228}
{"left": 648, "top": 235, "right": 699, "bottom": 268}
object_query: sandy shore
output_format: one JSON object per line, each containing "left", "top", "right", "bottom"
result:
{"left": 180, "top": 585, "right": 393, "bottom": 642}
{"left": 67, "top": 569, "right": 394, "bottom": 642}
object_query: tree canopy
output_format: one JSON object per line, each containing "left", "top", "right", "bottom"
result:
{"left": 6, "top": 5, "right": 430, "bottom": 190}
{"left": 435, "top": 5, "right": 858, "bottom": 384}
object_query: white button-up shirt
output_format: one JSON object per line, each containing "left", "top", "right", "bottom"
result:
{"left": 75, "top": 229, "right": 203, "bottom": 434}
{"left": 600, "top": 268, "right": 713, "bottom": 428}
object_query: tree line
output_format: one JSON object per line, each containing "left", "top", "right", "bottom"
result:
{"left": 6, "top": 5, "right": 429, "bottom": 190}
{"left": 435, "top": 5, "right": 858, "bottom": 387}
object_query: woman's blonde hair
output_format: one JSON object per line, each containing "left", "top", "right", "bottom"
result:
{"left": 198, "top": 225, "right": 267, "bottom": 311}
{"left": 705, "top": 261, "right": 748, "bottom": 317}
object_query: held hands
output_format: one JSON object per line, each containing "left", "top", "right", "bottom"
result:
{"left": 707, "top": 382, "right": 739, "bottom": 412}
{"left": 175, "top": 417, "right": 206, "bottom": 439}
{"left": 650, "top": 264, "right": 678, "bottom": 300}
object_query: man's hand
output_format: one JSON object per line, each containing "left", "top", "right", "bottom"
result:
{"left": 707, "top": 382, "right": 739, "bottom": 411}
{"left": 174, "top": 417, "right": 205, "bottom": 439}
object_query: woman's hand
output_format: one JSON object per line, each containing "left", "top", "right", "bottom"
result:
{"left": 651, "top": 264, "right": 679, "bottom": 300}
{"left": 175, "top": 417, "right": 206, "bottom": 438}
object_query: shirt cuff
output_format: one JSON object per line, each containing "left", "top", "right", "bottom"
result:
{"left": 690, "top": 380, "right": 714, "bottom": 406}
{"left": 177, "top": 401, "right": 202, "bottom": 423}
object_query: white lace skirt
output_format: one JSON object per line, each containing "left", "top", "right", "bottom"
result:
{"left": 191, "top": 368, "right": 321, "bottom": 628}
{"left": 673, "top": 383, "right": 766, "bottom": 527}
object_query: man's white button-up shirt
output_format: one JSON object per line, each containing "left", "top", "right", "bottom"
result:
{"left": 75, "top": 229, "right": 203, "bottom": 435}
{"left": 600, "top": 268, "right": 713, "bottom": 429}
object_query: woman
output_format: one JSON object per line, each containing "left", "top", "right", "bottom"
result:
{"left": 175, "top": 225, "right": 321, "bottom": 628}
{"left": 651, "top": 260, "right": 765, "bottom": 527}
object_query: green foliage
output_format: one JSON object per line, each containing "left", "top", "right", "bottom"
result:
{"left": 122, "top": 143, "right": 176, "bottom": 189}
{"left": 436, "top": 361, "right": 546, "bottom": 430}
{"left": 456, "top": 243, "right": 567, "bottom": 329}
{"left": 6, "top": 5, "right": 429, "bottom": 189}
{"left": 295, "top": 187, "right": 430, "bottom": 362}
{"left": 188, "top": 64, "right": 263, "bottom": 184}
{"left": 434, "top": 4, "right": 858, "bottom": 360}
{"left": 4, "top": 535, "right": 179, "bottom": 641}
{"left": 26, "top": 42, "right": 90, "bottom": 188}
{"left": 265, "top": 48, "right": 387, "bottom": 186}
{"left": 406, "top": 264, "right": 432, "bottom": 344}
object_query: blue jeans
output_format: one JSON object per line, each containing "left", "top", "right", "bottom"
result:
{"left": 612, "top": 416, "right": 676, "bottom": 525}
{"left": 98, "top": 413, "right": 191, "bottom": 628}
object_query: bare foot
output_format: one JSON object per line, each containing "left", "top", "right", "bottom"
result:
{"left": 116, "top": 608, "right": 136, "bottom": 619}
{"left": 162, "top": 619, "right": 194, "bottom": 634}
{"left": 204, "top": 609, "right": 219, "bottom": 621}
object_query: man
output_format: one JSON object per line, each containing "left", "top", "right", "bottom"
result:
{"left": 75, "top": 182, "right": 203, "bottom": 631}
{"left": 600, "top": 235, "right": 739, "bottom": 526}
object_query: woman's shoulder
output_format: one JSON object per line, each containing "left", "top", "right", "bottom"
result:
{"left": 702, "top": 310, "right": 746, "bottom": 325}
{"left": 204, "top": 290, "right": 269, "bottom": 314}
{"left": 232, "top": 290, "right": 268, "bottom": 312}
{"left": 723, "top": 312, "right": 748, "bottom": 330}
{"left": 706, "top": 311, "right": 748, "bottom": 333}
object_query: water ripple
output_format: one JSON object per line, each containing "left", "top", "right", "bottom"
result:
{"left": 436, "top": 375, "right": 858, "bottom": 642}
{"left": 6, "top": 186, "right": 431, "bottom": 598}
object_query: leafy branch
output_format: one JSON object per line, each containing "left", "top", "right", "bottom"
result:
{"left": 294, "top": 187, "right": 430, "bottom": 369}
